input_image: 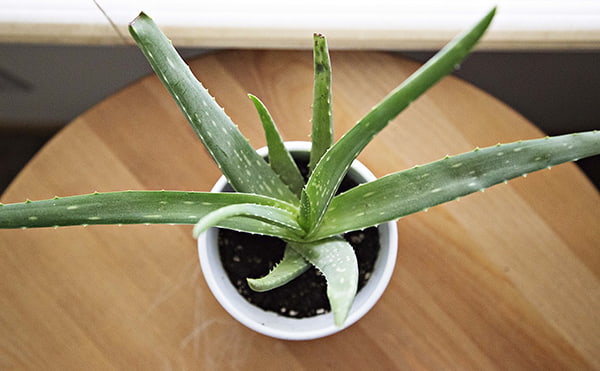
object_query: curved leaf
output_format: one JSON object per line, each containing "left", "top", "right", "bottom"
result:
{"left": 247, "top": 245, "right": 310, "bottom": 292}
{"left": 193, "top": 203, "right": 303, "bottom": 240}
{"left": 289, "top": 238, "right": 358, "bottom": 326}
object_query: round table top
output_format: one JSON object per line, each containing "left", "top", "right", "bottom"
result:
{"left": 1, "top": 50, "right": 599, "bottom": 369}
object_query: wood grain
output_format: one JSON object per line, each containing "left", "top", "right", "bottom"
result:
{"left": 1, "top": 50, "right": 599, "bottom": 369}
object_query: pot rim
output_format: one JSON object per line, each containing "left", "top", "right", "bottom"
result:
{"left": 197, "top": 141, "right": 397, "bottom": 340}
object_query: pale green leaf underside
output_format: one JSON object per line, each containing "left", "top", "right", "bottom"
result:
{"left": 313, "top": 131, "right": 600, "bottom": 239}
{"left": 129, "top": 13, "right": 297, "bottom": 204}
{"left": 192, "top": 203, "right": 303, "bottom": 240}
{"left": 300, "top": 7, "right": 497, "bottom": 235}
{"left": 247, "top": 245, "right": 310, "bottom": 292}
{"left": 249, "top": 94, "right": 305, "bottom": 197}
{"left": 309, "top": 33, "right": 333, "bottom": 174}
{"left": 0, "top": 191, "right": 298, "bottom": 230}
{"left": 289, "top": 238, "right": 358, "bottom": 326}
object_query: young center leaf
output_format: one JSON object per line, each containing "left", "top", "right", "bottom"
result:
{"left": 249, "top": 94, "right": 305, "bottom": 197}
{"left": 309, "top": 33, "right": 334, "bottom": 174}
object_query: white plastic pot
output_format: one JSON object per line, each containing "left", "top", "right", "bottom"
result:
{"left": 197, "top": 141, "right": 397, "bottom": 340}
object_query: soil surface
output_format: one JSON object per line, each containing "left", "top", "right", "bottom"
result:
{"left": 218, "top": 226, "right": 380, "bottom": 319}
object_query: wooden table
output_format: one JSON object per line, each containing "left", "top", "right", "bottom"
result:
{"left": 1, "top": 50, "right": 599, "bottom": 369}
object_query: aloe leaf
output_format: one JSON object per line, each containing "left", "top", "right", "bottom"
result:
{"left": 247, "top": 245, "right": 310, "bottom": 292}
{"left": 129, "top": 13, "right": 297, "bottom": 204}
{"left": 248, "top": 94, "right": 305, "bottom": 196}
{"left": 0, "top": 191, "right": 298, "bottom": 230}
{"left": 300, "top": 7, "right": 496, "bottom": 235}
{"left": 289, "top": 238, "right": 358, "bottom": 326}
{"left": 313, "top": 131, "right": 600, "bottom": 239}
{"left": 192, "top": 203, "right": 303, "bottom": 240}
{"left": 218, "top": 219, "right": 306, "bottom": 241}
{"left": 309, "top": 33, "right": 334, "bottom": 174}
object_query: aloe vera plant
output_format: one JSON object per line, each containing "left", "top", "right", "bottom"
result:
{"left": 1, "top": 8, "right": 599, "bottom": 328}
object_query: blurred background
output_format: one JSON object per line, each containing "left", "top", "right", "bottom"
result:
{"left": 1, "top": 1, "right": 599, "bottom": 192}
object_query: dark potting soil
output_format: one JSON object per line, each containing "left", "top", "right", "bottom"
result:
{"left": 218, "top": 226, "right": 380, "bottom": 319}
{"left": 218, "top": 158, "right": 380, "bottom": 319}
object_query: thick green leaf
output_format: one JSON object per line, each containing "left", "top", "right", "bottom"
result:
{"left": 289, "top": 238, "right": 358, "bottom": 326}
{"left": 192, "top": 203, "right": 303, "bottom": 240}
{"left": 300, "top": 8, "right": 496, "bottom": 235}
{"left": 247, "top": 245, "right": 310, "bottom": 292}
{"left": 313, "top": 131, "right": 600, "bottom": 239}
{"left": 129, "top": 13, "right": 297, "bottom": 204}
{"left": 249, "top": 94, "right": 305, "bottom": 197}
{"left": 309, "top": 33, "right": 334, "bottom": 174}
{"left": 0, "top": 191, "right": 298, "bottom": 230}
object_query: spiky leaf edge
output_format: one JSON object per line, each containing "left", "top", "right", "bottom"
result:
{"left": 313, "top": 131, "right": 600, "bottom": 239}
{"left": 129, "top": 13, "right": 298, "bottom": 204}
{"left": 0, "top": 191, "right": 302, "bottom": 239}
